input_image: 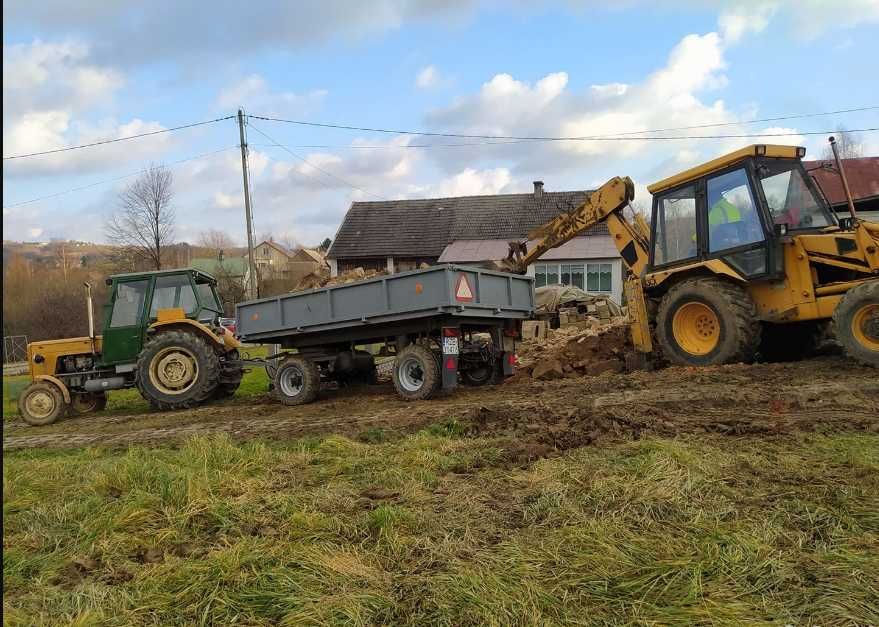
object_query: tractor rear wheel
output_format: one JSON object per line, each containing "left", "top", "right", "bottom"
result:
{"left": 69, "top": 392, "right": 108, "bottom": 415}
{"left": 656, "top": 277, "right": 760, "bottom": 366}
{"left": 832, "top": 280, "right": 879, "bottom": 367}
{"left": 18, "top": 381, "right": 68, "bottom": 426}
{"left": 136, "top": 330, "right": 221, "bottom": 410}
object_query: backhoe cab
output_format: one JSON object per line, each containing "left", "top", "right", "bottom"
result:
{"left": 19, "top": 268, "right": 243, "bottom": 426}
{"left": 643, "top": 144, "right": 878, "bottom": 366}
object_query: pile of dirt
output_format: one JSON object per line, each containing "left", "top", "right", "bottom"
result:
{"left": 516, "top": 317, "right": 633, "bottom": 380}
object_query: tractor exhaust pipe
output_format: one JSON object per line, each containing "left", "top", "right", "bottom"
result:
{"left": 84, "top": 282, "right": 96, "bottom": 355}
{"left": 828, "top": 136, "right": 858, "bottom": 223}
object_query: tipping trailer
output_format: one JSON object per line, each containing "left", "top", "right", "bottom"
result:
{"left": 235, "top": 264, "right": 534, "bottom": 404}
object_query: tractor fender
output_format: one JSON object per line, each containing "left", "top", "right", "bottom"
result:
{"left": 34, "top": 374, "right": 71, "bottom": 404}
{"left": 148, "top": 318, "right": 240, "bottom": 352}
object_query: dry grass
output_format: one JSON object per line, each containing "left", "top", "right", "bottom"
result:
{"left": 3, "top": 428, "right": 878, "bottom": 625}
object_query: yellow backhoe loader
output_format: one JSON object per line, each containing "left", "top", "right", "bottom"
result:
{"left": 507, "top": 139, "right": 879, "bottom": 366}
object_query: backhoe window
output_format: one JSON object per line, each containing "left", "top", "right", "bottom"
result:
{"left": 653, "top": 186, "right": 697, "bottom": 265}
{"left": 706, "top": 168, "right": 764, "bottom": 253}
{"left": 758, "top": 163, "right": 831, "bottom": 230}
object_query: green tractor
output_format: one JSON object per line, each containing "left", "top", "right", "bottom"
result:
{"left": 18, "top": 268, "right": 244, "bottom": 426}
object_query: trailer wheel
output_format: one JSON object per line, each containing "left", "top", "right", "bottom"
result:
{"left": 273, "top": 355, "right": 320, "bottom": 405}
{"left": 393, "top": 344, "right": 440, "bottom": 401}
{"left": 136, "top": 330, "right": 220, "bottom": 411}
{"left": 69, "top": 392, "right": 107, "bottom": 415}
{"left": 18, "top": 381, "right": 68, "bottom": 426}
{"left": 833, "top": 280, "right": 879, "bottom": 367}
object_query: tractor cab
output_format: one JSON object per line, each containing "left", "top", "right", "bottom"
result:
{"left": 101, "top": 268, "right": 224, "bottom": 365}
{"left": 646, "top": 144, "right": 836, "bottom": 281}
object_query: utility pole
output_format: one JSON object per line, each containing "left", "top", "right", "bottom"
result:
{"left": 238, "top": 108, "right": 259, "bottom": 299}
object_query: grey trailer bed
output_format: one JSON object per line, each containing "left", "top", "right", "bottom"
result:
{"left": 234, "top": 264, "right": 533, "bottom": 403}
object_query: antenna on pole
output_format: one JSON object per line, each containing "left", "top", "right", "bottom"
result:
{"left": 238, "top": 108, "right": 259, "bottom": 299}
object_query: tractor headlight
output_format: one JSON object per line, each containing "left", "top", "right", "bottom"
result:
{"left": 33, "top": 354, "right": 45, "bottom": 363}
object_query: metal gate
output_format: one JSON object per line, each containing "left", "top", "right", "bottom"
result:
{"left": 3, "top": 335, "right": 28, "bottom": 364}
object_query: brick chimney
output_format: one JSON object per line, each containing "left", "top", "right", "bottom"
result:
{"left": 533, "top": 180, "right": 544, "bottom": 197}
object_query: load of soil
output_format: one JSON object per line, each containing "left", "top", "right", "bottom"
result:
{"left": 516, "top": 318, "right": 633, "bottom": 381}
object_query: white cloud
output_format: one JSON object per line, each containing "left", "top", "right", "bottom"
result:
{"left": 2, "top": 39, "right": 172, "bottom": 177}
{"left": 417, "top": 167, "right": 515, "bottom": 197}
{"left": 216, "top": 74, "right": 327, "bottom": 116}
{"left": 28, "top": 227, "right": 44, "bottom": 239}
{"left": 719, "top": 3, "right": 776, "bottom": 43}
{"left": 416, "top": 65, "right": 439, "bottom": 88}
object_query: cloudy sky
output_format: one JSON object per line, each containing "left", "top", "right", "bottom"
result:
{"left": 3, "top": 0, "right": 878, "bottom": 246}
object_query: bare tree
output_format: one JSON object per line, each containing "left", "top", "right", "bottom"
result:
{"left": 105, "top": 165, "right": 175, "bottom": 270}
{"left": 277, "top": 233, "right": 300, "bottom": 252}
{"left": 822, "top": 127, "right": 864, "bottom": 161}
{"left": 198, "top": 229, "right": 235, "bottom": 255}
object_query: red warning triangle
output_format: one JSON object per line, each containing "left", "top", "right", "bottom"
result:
{"left": 455, "top": 274, "right": 474, "bottom": 302}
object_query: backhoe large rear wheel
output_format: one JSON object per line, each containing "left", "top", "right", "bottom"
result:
{"left": 832, "top": 280, "right": 879, "bottom": 367}
{"left": 136, "top": 330, "right": 221, "bottom": 410}
{"left": 656, "top": 277, "right": 759, "bottom": 366}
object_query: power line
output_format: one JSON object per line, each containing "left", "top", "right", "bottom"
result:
{"left": 3, "top": 146, "right": 239, "bottom": 209}
{"left": 246, "top": 122, "right": 383, "bottom": 200}
{"left": 249, "top": 105, "right": 879, "bottom": 142}
{"left": 2, "top": 116, "right": 236, "bottom": 160}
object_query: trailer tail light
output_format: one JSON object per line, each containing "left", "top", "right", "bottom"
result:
{"left": 503, "top": 328, "right": 519, "bottom": 337}
{"left": 508, "top": 353, "right": 518, "bottom": 366}
{"left": 443, "top": 327, "right": 460, "bottom": 337}
{"left": 446, "top": 357, "right": 456, "bottom": 370}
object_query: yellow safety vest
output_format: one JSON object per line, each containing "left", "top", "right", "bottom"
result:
{"left": 708, "top": 197, "right": 742, "bottom": 225}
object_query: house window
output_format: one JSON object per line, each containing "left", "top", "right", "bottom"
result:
{"left": 586, "top": 263, "right": 613, "bottom": 292}
{"left": 534, "top": 263, "right": 588, "bottom": 290}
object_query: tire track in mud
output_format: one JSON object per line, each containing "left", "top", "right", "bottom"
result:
{"left": 4, "top": 358, "right": 878, "bottom": 451}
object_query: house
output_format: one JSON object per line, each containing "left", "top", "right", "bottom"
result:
{"left": 190, "top": 255, "right": 250, "bottom": 286}
{"left": 250, "top": 240, "right": 326, "bottom": 284}
{"left": 327, "top": 181, "right": 625, "bottom": 304}
{"left": 805, "top": 157, "right": 879, "bottom": 222}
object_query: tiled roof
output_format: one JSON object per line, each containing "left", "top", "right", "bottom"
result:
{"left": 328, "top": 189, "right": 607, "bottom": 259}
{"left": 438, "top": 236, "right": 619, "bottom": 263}
{"left": 804, "top": 157, "right": 879, "bottom": 205}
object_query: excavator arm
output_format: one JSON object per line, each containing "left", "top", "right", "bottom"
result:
{"left": 506, "top": 175, "right": 654, "bottom": 354}
{"left": 507, "top": 176, "right": 648, "bottom": 273}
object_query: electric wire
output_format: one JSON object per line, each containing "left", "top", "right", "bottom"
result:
{"left": 249, "top": 105, "right": 879, "bottom": 143}
{"left": 2, "top": 146, "right": 239, "bottom": 209}
{"left": 2, "top": 115, "right": 236, "bottom": 160}
{"left": 246, "top": 122, "right": 383, "bottom": 200}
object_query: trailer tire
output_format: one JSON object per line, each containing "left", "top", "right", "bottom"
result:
{"left": 273, "top": 355, "right": 320, "bottom": 405}
{"left": 19, "top": 381, "right": 68, "bottom": 426}
{"left": 136, "top": 330, "right": 221, "bottom": 411}
{"left": 832, "top": 280, "right": 879, "bottom": 367}
{"left": 393, "top": 344, "right": 440, "bottom": 401}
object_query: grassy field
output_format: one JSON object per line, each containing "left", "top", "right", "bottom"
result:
{"left": 4, "top": 427, "right": 878, "bottom": 625}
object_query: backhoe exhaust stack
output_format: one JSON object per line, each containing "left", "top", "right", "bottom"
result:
{"left": 828, "top": 136, "right": 858, "bottom": 223}
{"left": 84, "top": 282, "right": 96, "bottom": 355}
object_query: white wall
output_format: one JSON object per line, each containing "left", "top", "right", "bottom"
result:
{"left": 527, "top": 257, "right": 623, "bottom": 305}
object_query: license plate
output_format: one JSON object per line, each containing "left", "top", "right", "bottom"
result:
{"left": 442, "top": 336, "right": 459, "bottom": 355}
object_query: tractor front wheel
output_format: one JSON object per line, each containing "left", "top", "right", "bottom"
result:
{"left": 18, "top": 381, "right": 68, "bottom": 426}
{"left": 656, "top": 277, "right": 760, "bottom": 367}
{"left": 136, "top": 330, "right": 221, "bottom": 410}
{"left": 833, "top": 280, "right": 879, "bottom": 367}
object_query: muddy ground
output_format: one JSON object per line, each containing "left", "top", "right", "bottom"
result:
{"left": 4, "top": 356, "right": 877, "bottom": 453}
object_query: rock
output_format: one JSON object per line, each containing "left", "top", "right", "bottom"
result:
{"left": 585, "top": 359, "right": 624, "bottom": 376}
{"left": 532, "top": 358, "right": 564, "bottom": 380}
